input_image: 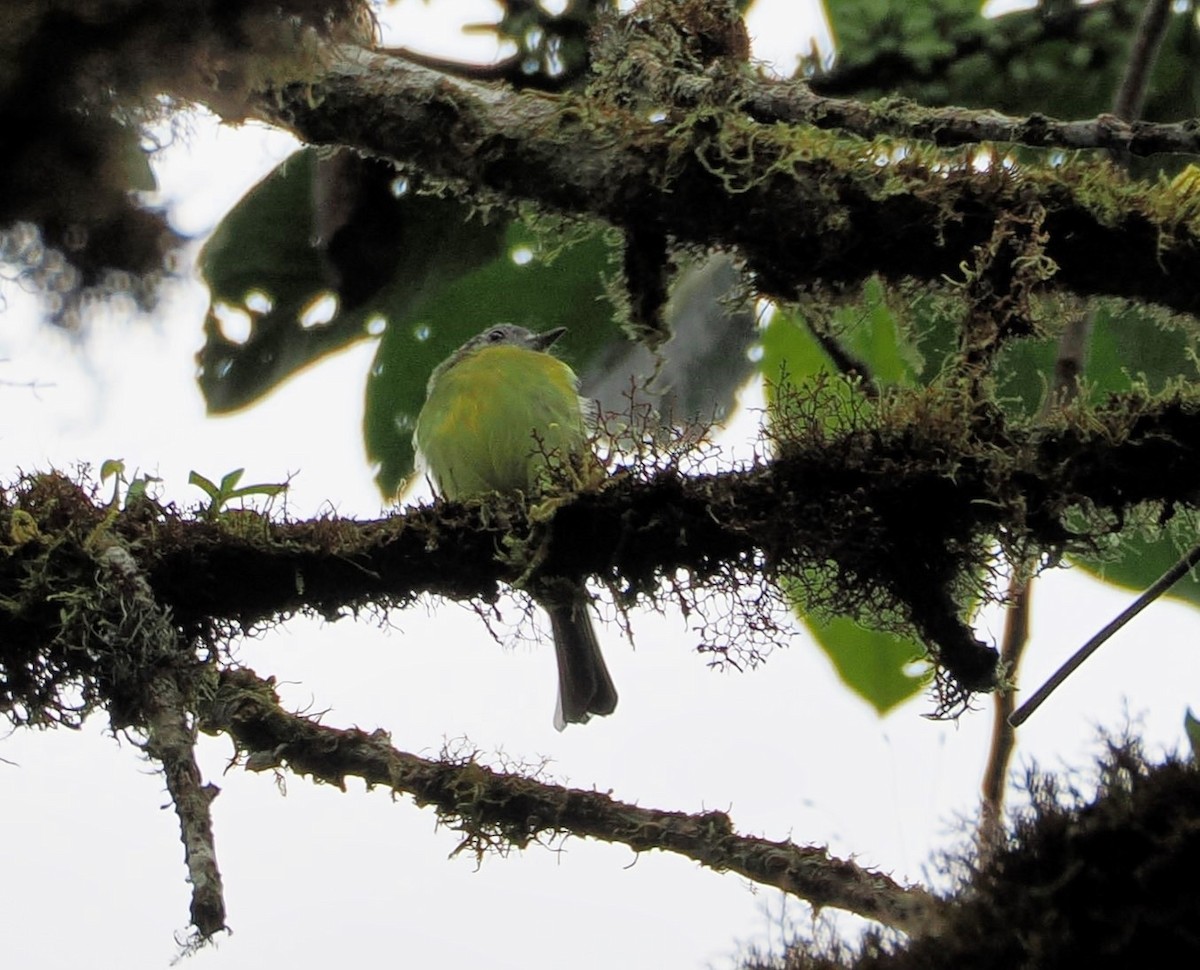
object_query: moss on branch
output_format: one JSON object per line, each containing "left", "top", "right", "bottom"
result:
{"left": 249, "top": 44, "right": 1200, "bottom": 320}
{"left": 198, "top": 666, "right": 945, "bottom": 936}
{"left": 4, "top": 382, "right": 1200, "bottom": 723}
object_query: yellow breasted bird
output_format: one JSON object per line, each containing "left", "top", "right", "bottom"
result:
{"left": 413, "top": 324, "right": 618, "bottom": 729}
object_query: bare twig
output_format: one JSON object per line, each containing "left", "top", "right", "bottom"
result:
{"left": 979, "top": 577, "right": 1030, "bottom": 856}
{"left": 1051, "top": 312, "right": 1095, "bottom": 401}
{"left": 1010, "top": 541, "right": 1200, "bottom": 727}
{"left": 198, "top": 667, "right": 948, "bottom": 938}
{"left": 142, "top": 672, "right": 226, "bottom": 942}
{"left": 979, "top": 311, "right": 1092, "bottom": 834}
{"left": 1112, "top": 0, "right": 1172, "bottom": 122}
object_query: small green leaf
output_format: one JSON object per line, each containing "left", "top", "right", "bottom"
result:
{"left": 125, "top": 478, "right": 150, "bottom": 504}
{"left": 188, "top": 470, "right": 220, "bottom": 501}
{"left": 190, "top": 468, "right": 288, "bottom": 519}
{"left": 759, "top": 282, "right": 918, "bottom": 411}
{"left": 226, "top": 483, "right": 287, "bottom": 501}
{"left": 99, "top": 459, "right": 125, "bottom": 483}
{"left": 218, "top": 468, "right": 246, "bottom": 493}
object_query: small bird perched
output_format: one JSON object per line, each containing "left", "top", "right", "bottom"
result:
{"left": 413, "top": 324, "right": 618, "bottom": 729}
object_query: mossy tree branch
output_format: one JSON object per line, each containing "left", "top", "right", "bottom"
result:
{"left": 6, "top": 384, "right": 1200, "bottom": 725}
{"left": 237, "top": 44, "right": 1200, "bottom": 322}
{"left": 198, "top": 666, "right": 946, "bottom": 937}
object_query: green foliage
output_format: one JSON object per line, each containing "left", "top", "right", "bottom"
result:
{"left": 820, "top": 0, "right": 1198, "bottom": 123}
{"left": 198, "top": 148, "right": 507, "bottom": 413}
{"left": 485, "top": 0, "right": 614, "bottom": 88}
{"left": 995, "top": 302, "right": 1199, "bottom": 417}
{"left": 758, "top": 289, "right": 932, "bottom": 714}
{"left": 188, "top": 469, "right": 288, "bottom": 521}
{"left": 994, "top": 300, "right": 1200, "bottom": 601}
{"left": 802, "top": 613, "right": 929, "bottom": 715}
{"left": 185, "top": 0, "right": 1200, "bottom": 715}
{"left": 99, "top": 459, "right": 160, "bottom": 510}
{"left": 197, "top": 146, "right": 625, "bottom": 501}
{"left": 758, "top": 276, "right": 1200, "bottom": 709}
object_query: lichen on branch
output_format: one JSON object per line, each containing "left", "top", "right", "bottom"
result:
{"left": 198, "top": 666, "right": 945, "bottom": 937}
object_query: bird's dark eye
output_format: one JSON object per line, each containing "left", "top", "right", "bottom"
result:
{"left": 487, "top": 328, "right": 506, "bottom": 342}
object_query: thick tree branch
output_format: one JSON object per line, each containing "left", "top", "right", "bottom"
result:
{"left": 242, "top": 45, "right": 1200, "bottom": 320}
{"left": 6, "top": 386, "right": 1200, "bottom": 717}
{"left": 198, "top": 666, "right": 946, "bottom": 937}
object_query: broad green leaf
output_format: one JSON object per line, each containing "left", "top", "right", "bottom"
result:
{"left": 804, "top": 613, "right": 929, "bottom": 714}
{"left": 198, "top": 148, "right": 506, "bottom": 412}
{"left": 365, "top": 223, "right": 621, "bottom": 497}
{"left": 854, "top": 277, "right": 912, "bottom": 385}
{"left": 759, "top": 279, "right": 916, "bottom": 409}
{"left": 996, "top": 302, "right": 1197, "bottom": 417}
{"left": 1083, "top": 303, "right": 1197, "bottom": 396}
{"left": 995, "top": 300, "right": 1200, "bottom": 603}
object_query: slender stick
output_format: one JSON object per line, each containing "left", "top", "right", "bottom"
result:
{"left": 1009, "top": 541, "right": 1200, "bottom": 728}
{"left": 979, "top": 577, "right": 1030, "bottom": 856}
{"left": 979, "top": 310, "right": 1089, "bottom": 836}
{"left": 1112, "top": 0, "right": 1172, "bottom": 122}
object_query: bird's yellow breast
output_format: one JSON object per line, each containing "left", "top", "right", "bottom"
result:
{"left": 414, "top": 345, "right": 588, "bottom": 499}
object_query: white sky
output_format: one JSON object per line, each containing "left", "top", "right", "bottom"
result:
{"left": 2, "top": 3, "right": 1198, "bottom": 969}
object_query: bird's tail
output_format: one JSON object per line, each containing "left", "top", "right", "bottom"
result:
{"left": 544, "top": 589, "right": 618, "bottom": 731}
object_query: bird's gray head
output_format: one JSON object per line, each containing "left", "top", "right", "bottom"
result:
{"left": 433, "top": 324, "right": 568, "bottom": 381}
{"left": 461, "top": 324, "right": 565, "bottom": 355}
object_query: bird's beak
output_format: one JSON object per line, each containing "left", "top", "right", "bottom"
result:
{"left": 533, "top": 327, "right": 568, "bottom": 350}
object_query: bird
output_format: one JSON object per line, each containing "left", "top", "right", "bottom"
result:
{"left": 413, "top": 323, "right": 618, "bottom": 729}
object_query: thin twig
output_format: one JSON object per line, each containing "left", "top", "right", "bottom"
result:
{"left": 743, "top": 80, "right": 1200, "bottom": 157}
{"left": 978, "top": 576, "right": 1030, "bottom": 857}
{"left": 1112, "top": 0, "right": 1172, "bottom": 122}
{"left": 979, "top": 311, "right": 1092, "bottom": 833}
{"left": 1010, "top": 541, "right": 1200, "bottom": 727}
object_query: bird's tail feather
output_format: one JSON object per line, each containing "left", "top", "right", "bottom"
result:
{"left": 544, "top": 590, "right": 618, "bottom": 731}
